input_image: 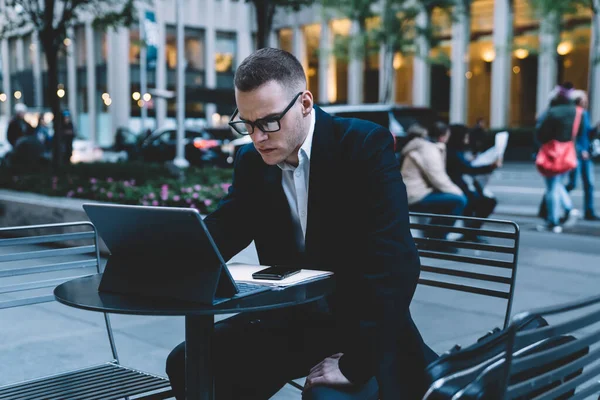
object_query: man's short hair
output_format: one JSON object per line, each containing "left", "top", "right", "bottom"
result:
{"left": 234, "top": 48, "right": 306, "bottom": 93}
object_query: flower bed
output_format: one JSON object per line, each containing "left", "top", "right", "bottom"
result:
{"left": 1, "top": 162, "right": 234, "bottom": 214}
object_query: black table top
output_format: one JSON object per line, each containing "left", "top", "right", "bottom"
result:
{"left": 54, "top": 274, "right": 335, "bottom": 316}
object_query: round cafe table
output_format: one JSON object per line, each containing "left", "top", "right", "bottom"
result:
{"left": 54, "top": 273, "right": 335, "bottom": 400}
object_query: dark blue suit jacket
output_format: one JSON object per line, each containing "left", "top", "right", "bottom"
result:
{"left": 204, "top": 106, "right": 436, "bottom": 398}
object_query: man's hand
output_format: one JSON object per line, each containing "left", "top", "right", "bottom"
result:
{"left": 304, "top": 353, "right": 352, "bottom": 391}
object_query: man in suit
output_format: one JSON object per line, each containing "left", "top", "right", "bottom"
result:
{"left": 166, "top": 48, "right": 437, "bottom": 399}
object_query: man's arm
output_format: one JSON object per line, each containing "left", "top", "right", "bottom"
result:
{"left": 202, "top": 145, "right": 255, "bottom": 261}
{"left": 336, "top": 127, "right": 421, "bottom": 384}
{"left": 419, "top": 145, "right": 463, "bottom": 196}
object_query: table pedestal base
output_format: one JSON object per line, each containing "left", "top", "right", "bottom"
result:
{"left": 185, "top": 315, "right": 214, "bottom": 400}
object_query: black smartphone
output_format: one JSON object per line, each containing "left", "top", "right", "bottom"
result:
{"left": 252, "top": 265, "right": 302, "bottom": 281}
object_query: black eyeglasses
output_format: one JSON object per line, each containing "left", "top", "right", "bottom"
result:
{"left": 228, "top": 92, "right": 303, "bottom": 136}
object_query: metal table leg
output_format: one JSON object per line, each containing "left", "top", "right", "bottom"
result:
{"left": 185, "top": 315, "right": 214, "bottom": 400}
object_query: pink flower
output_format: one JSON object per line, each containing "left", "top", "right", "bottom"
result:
{"left": 52, "top": 176, "right": 58, "bottom": 183}
{"left": 161, "top": 193, "right": 168, "bottom": 201}
{"left": 100, "top": 188, "right": 106, "bottom": 193}
{"left": 130, "top": 180, "right": 136, "bottom": 186}
{"left": 161, "top": 184, "right": 169, "bottom": 191}
{"left": 107, "top": 192, "right": 113, "bottom": 198}
{"left": 173, "top": 195, "right": 181, "bottom": 201}
{"left": 190, "top": 204, "right": 196, "bottom": 208}
{"left": 142, "top": 201, "right": 149, "bottom": 206}
{"left": 148, "top": 193, "right": 156, "bottom": 199}
{"left": 194, "top": 184, "right": 202, "bottom": 191}
{"left": 90, "top": 178, "right": 97, "bottom": 184}
{"left": 119, "top": 193, "right": 125, "bottom": 198}
{"left": 107, "top": 177, "right": 113, "bottom": 182}
{"left": 52, "top": 183, "right": 57, "bottom": 190}
{"left": 186, "top": 198, "right": 193, "bottom": 204}
{"left": 66, "top": 191, "right": 74, "bottom": 198}
{"left": 152, "top": 200, "right": 159, "bottom": 206}
{"left": 221, "top": 183, "right": 232, "bottom": 192}
{"left": 192, "top": 193, "right": 199, "bottom": 199}
{"left": 77, "top": 187, "right": 83, "bottom": 193}
{"left": 123, "top": 181, "right": 130, "bottom": 187}
{"left": 204, "top": 199, "right": 213, "bottom": 206}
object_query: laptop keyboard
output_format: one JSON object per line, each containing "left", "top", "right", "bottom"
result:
{"left": 236, "top": 282, "right": 265, "bottom": 295}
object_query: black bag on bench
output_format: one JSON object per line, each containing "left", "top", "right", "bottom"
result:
{"left": 423, "top": 315, "right": 588, "bottom": 399}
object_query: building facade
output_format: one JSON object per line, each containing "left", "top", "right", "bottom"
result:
{"left": 0, "top": 0, "right": 597, "bottom": 146}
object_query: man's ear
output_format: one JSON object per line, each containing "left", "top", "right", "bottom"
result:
{"left": 301, "top": 91, "right": 314, "bottom": 115}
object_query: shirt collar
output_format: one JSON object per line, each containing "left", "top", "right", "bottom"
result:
{"left": 278, "top": 109, "right": 315, "bottom": 170}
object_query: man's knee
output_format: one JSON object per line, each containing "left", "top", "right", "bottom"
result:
{"left": 302, "top": 378, "right": 379, "bottom": 400}
{"left": 166, "top": 342, "right": 186, "bottom": 380}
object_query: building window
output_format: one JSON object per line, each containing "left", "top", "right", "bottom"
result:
{"left": 215, "top": 31, "right": 236, "bottom": 89}
{"left": 278, "top": 28, "right": 293, "bottom": 53}
{"left": 94, "top": 29, "right": 108, "bottom": 65}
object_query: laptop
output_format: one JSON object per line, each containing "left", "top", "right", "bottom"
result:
{"left": 83, "top": 203, "right": 270, "bottom": 305}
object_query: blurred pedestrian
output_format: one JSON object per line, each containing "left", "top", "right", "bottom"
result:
{"left": 447, "top": 124, "right": 501, "bottom": 241}
{"left": 400, "top": 122, "right": 467, "bottom": 242}
{"left": 7, "top": 103, "right": 32, "bottom": 148}
{"left": 35, "top": 115, "right": 51, "bottom": 154}
{"left": 565, "top": 90, "right": 599, "bottom": 221}
{"left": 62, "top": 112, "right": 76, "bottom": 164}
{"left": 535, "top": 87, "right": 582, "bottom": 233}
{"left": 469, "top": 117, "right": 488, "bottom": 155}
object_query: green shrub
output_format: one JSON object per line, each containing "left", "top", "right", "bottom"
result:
{"left": 0, "top": 162, "right": 234, "bottom": 214}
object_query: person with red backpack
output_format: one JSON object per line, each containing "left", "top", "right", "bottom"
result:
{"left": 535, "top": 88, "right": 583, "bottom": 233}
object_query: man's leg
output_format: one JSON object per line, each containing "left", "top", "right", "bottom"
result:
{"left": 166, "top": 308, "right": 340, "bottom": 400}
{"left": 302, "top": 377, "right": 379, "bottom": 400}
{"left": 566, "top": 160, "right": 580, "bottom": 192}
{"left": 581, "top": 158, "right": 597, "bottom": 218}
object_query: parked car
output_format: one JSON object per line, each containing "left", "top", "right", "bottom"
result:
{"left": 220, "top": 104, "right": 440, "bottom": 165}
{"left": 321, "top": 104, "right": 439, "bottom": 152}
{"left": 140, "top": 127, "right": 226, "bottom": 166}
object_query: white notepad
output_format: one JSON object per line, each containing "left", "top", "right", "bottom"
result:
{"left": 227, "top": 262, "right": 334, "bottom": 288}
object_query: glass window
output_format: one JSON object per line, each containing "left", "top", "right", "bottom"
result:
{"left": 23, "top": 34, "right": 33, "bottom": 67}
{"left": 94, "top": 28, "right": 108, "bottom": 65}
{"left": 8, "top": 38, "right": 18, "bottom": 72}
{"left": 74, "top": 25, "right": 86, "bottom": 67}
{"left": 129, "top": 24, "right": 141, "bottom": 65}
{"left": 165, "top": 26, "right": 205, "bottom": 70}
{"left": 215, "top": 31, "right": 236, "bottom": 74}
{"left": 278, "top": 29, "right": 292, "bottom": 53}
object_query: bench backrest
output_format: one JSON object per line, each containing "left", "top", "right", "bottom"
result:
{"left": 0, "top": 221, "right": 119, "bottom": 362}
{"left": 410, "top": 212, "right": 520, "bottom": 329}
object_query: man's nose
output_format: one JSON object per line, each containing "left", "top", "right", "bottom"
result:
{"left": 253, "top": 129, "right": 269, "bottom": 143}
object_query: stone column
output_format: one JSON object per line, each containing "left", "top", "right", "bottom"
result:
{"left": 588, "top": 1, "right": 600, "bottom": 124}
{"left": 66, "top": 27, "right": 78, "bottom": 125}
{"left": 413, "top": 6, "right": 431, "bottom": 107}
{"left": 15, "top": 37, "right": 24, "bottom": 71}
{"left": 85, "top": 21, "right": 97, "bottom": 145}
{"left": 108, "top": 27, "right": 131, "bottom": 144}
{"left": 31, "top": 32, "right": 43, "bottom": 108}
{"left": 318, "top": 19, "right": 331, "bottom": 104}
{"left": 347, "top": 20, "right": 364, "bottom": 105}
{"left": 536, "top": 13, "right": 559, "bottom": 117}
{"left": 155, "top": 0, "right": 167, "bottom": 130}
{"left": 490, "top": 0, "right": 513, "bottom": 128}
{"left": 205, "top": 0, "right": 217, "bottom": 126}
{"left": 1, "top": 39, "right": 11, "bottom": 117}
{"left": 292, "top": 25, "right": 307, "bottom": 70}
{"left": 450, "top": 2, "right": 470, "bottom": 123}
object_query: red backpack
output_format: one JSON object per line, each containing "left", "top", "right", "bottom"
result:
{"left": 535, "top": 106, "right": 582, "bottom": 177}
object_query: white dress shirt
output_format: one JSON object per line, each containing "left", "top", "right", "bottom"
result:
{"left": 277, "top": 110, "right": 316, "bottom": 252}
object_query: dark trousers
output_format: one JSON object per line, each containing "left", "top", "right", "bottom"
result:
{"left": 410, "top": 192, "right": 467, "bottom": 239}
{"left": 165, "top": 307, "right": 379, "bottom": 400}
{"left": 567, "top": 157, "right": 596, "bottom": 216}
{"left": 464, "top": 191, "right": 497, "bottom": 229}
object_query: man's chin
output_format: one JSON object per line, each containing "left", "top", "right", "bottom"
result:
{"left": 259, "top": 152, "right": 284, "bottom": 165}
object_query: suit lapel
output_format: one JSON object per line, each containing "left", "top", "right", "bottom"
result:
{"left": 305, "top": 106, "right": 336, "bottom": 263}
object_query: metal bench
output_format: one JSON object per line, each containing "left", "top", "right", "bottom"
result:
{"left": 410, "top": 212, "right": 520, "bottom": 329}
{"left": 500, "top": 293, "right": 600, "bottom": 399}
{"left": 0, "top": 221, "right": 172, "bottom": 400}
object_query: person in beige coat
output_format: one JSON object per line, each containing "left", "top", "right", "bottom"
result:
{"left": 400, "top": 122, "right": 467, "bottom": 224}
